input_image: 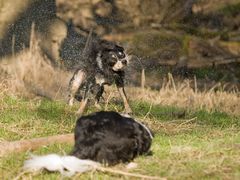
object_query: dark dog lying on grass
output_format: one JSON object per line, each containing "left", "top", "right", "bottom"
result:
{"left": 68, "top": 39, "right": 132, "bottom": 115}
{"left": 72, "top": 111, "right": 153, "bottom": 165}
{"left": 24, "top": 111, "right": 153, "bottom": 176}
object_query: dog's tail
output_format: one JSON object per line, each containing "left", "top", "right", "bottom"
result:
{"left": 23, "top": 154, "right": 100, "bottom": 177}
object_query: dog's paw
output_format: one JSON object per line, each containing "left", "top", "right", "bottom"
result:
{"left": 76, "top": 110, "right": 83, "bottom": 117}
{"left": 124, "top": 108, "right": 133, "bottom": 115}
{"left": 94, "top": 102, "right": 102, "bottom": 110}
{"left": 76, "top": 107, "right": 85, "bottom": 116}
{"left": 68, "top": 99, "right": 74, "bottom": 106}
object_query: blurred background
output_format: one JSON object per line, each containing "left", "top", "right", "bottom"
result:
{"left": 0, "top": 0, "right": 240, "bottom": 97}
{"left": 1, "top": 2, "right": 240, "bottom": 178}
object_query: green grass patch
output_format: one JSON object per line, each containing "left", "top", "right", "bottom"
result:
{"left": 193, "top": 68, "right": 222, "bottom": 80}
{"left": 220, "top": 3, "right": 240, "bottom": 17}
{"left": 0, "top": 96, "right": 240, "bottom": 179}
{"left": 131, "top": 101, "right": 240, "bottom": 127}
{"left": 0, "top": 96, "right": 77, "bottom": 141}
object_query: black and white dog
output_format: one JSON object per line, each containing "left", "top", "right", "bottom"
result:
{"left": 24, "top": 111, "right": 153, "bottom": 176}
{"left": 68, "top": 39, "right": 132, "bottom": 115}
{"left": 72, "top": 111, "right": 153, "bottom": 165}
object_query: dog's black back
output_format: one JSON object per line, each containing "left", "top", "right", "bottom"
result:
{"left": 71, "top": 111, "right": 152, "bottom": 165}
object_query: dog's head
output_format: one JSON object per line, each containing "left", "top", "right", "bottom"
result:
{"left": 97, "top": 40, "right": 130, "bottom": 72}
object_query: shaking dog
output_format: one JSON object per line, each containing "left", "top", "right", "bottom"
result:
{"left": 68, "top": 39, "right": 132, "bottom": 115}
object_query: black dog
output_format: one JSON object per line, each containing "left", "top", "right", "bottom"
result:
{"left": 71, "top": 111, "right": 153, "bottom": 165}
{"left": 68, "top": 39, "right": 132, "bottom": 115}
{"left": 24, "top": 111, "right": 153, "bottom": 175}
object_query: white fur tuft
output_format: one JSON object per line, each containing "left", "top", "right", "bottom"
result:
{"left": 23, "top": 154, "right": 100, "bottom": 176}
{"left": 120, "top": 114, "right": 153, "bottom": 139}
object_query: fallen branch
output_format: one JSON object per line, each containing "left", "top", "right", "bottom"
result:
{"left": 95, "top": 167, "right": 166, "bottom": 180}
{"left": 0, "top": 133, "right": 74, "bottom": 157}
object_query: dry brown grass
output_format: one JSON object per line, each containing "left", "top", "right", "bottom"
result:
{"left": 125, "top": 75, "right": 240, "bottom": 115}
{"left": 1, "top": 46, "right": 240, "bottom": 115}
{"left": 0, "top": 26, "right": 71, "bottom": 101}
{"left": 105, "top": 73, "right": 240, "bottom": 116}
{"left": 0, "top": 28, "right": 239, "bottom": 116}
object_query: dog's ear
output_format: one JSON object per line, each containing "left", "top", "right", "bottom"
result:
{"left": 96, "top": 40, "right": 114, "bottom": 50}
{"left": 97, "top": 40, "right": 125, "bottom": 52}
{"left": 115, "top": 45, "right": 124, "bottom": 52}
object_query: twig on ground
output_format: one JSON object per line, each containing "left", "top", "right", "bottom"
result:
{"left": 0, "top": 134, "right": 74, "bottom": 157}
{"left": 176, "top": 117, "right": 197, "bottom": 128}
{"left": 144, "top": 103, "right": 153, "bottom": 119}
{"left": 74, "top": 167, "right": 166, "bottom": 180}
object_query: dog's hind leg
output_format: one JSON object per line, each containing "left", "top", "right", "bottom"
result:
{"left": 76, "top": 80, "right": 92, "bottom": 116}
{"left": 94, "top": 84, "right": 104, "bottom": 110}
{"left": 76, "top": 98, "right": 88, "bottom": 116}
{"left": 68, "top": 70, "right": 86, "bottom": 106}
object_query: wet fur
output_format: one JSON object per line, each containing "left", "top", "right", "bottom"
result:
{"left": 68, "top": 40, "right": 132, "bottom": 115}
{"left": 71, "top": 111, "right": 153, "bottom": 165}
{"left": 23, "top": 111, "right": 153, "bottom": 176}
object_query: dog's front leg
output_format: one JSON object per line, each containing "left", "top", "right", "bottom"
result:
{"left": 117, "top": 87, "right": 132, "bottom": 114}
{"left": 68, "top": 70, "right": 86, "bottom": 106}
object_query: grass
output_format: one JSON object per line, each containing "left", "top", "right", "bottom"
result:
{"left": 126, "top": 78, "right": 240, "bottom": 116}
{"left": 132, "top": 101, "right": 240, "bottom": 127}
{"left": 220, "top": 2, "right": 240, "bottom": 17}
{"left": 0, "top": 37, "right": 240, "bottom": 179}
{"left": 0, "top": 96, "right": 76, "bottom": 141}
{"left": 0, "top": 95, "right": 240, "bottom": 179}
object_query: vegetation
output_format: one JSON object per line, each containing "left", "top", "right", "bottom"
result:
{"left": 0, "top": 93, "right": 240, "bottom": 179}
{"left": 0, "top": 1, "right": 240, "bottom": 179}
{"left": 0, "top": 41, "right": 239, "bottom": 179}
{"left": 220, "top": 3, "right": 240, "bottom": 17}
{"left": 131, "top": 30, "right": 182, "bottom": 58}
